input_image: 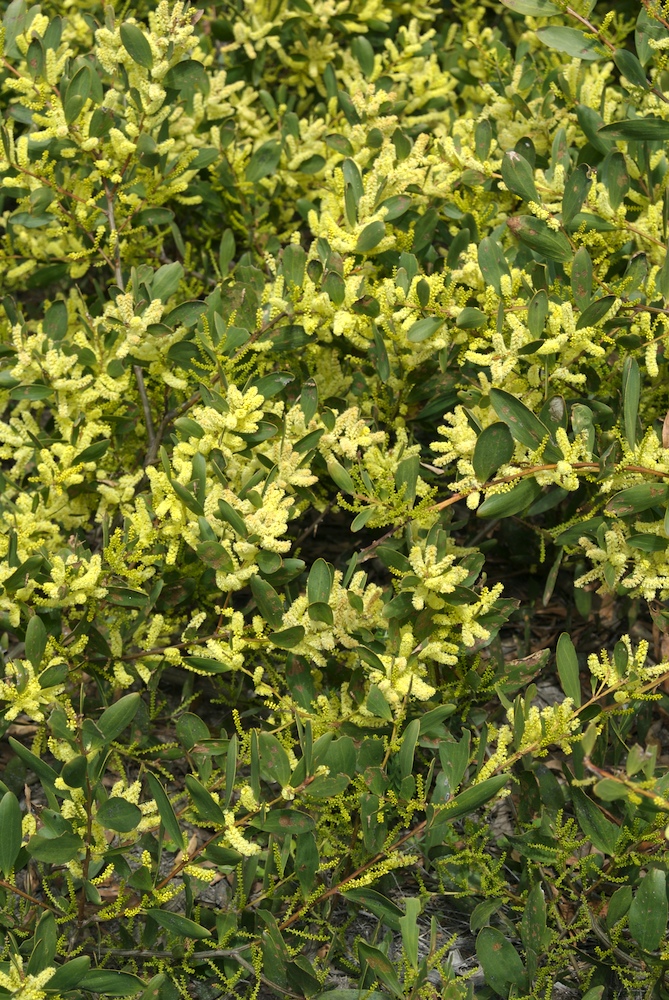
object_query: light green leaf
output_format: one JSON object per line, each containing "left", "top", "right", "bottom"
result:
{"left": 0, "top": 792, "right": 22, "bottom": 878}
{"left": 556, "top": 633, "right": 581, "bottom": 707}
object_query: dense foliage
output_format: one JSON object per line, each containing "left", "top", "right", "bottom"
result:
{"left": 2, "top": 0, "right": 669, "bottom": 997}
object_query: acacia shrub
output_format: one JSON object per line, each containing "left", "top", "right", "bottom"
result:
{"left": 1, "top": 0, "right": 669, "bottom": 998}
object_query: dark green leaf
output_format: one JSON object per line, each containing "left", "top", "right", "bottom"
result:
{"left": 79, "top": 971, "right": 145, "bottom": 995}
{"left": 605, "top": 483, "right": 669, "bottom": 516}
{"left": 473, "top": 422, "right": 515, "bottom": 482}
{"left": 431, "top": 774, "right": 508, "bottom": 827}
{"left": 63, "top": 65, "right": 92, "bottom": 124}
{"left": 257, "top": 810, "right": 314, "bottom": 835}
{"left": 47, "top": 956, "right": 91, "bottom": 992}
{"left": 537, "top": 25, "right": 603, "bottom": 60}
{"left": 571, "top": 787, "right": 619, "bottom": 854}
{"left": 0, "top": 792, "right": 22, "bottom": 877}
{"left": 406, "top": 317, "right": 444, "bottom": 342}
{"left": 501, "top": 150, "right": 538, "bottom": 203}
{"left": 145, "top": 773, "right": 182, "bottom": 847}
{"left": 96, "top": 798, "right": 142, "bottom": 833}
{"left": 490, "top": 387, "right": 561, "bottom": 460}
{"left": 120, "top": 23, "right": 153, "bottom": 69}
{"left": 562, "top": 165, "right": 590, "bottom": 225}
{"left": 357, "top": 943, "right": 403, "bottom": 998}
{"left": 25, "top": 615, "right": 47, "bottom": 669}
{"left": 629, "top": 869, "right": 667, "bottom": 951}
{"left": 246, "top": 140, "right": 282, "bottom": 182}
{"left": 456, "top": 307, "right": 488, "bottom": 329}
{"left": 185, "top": 774, "right": 226, "bottom": 824}
{"left": 556, "top": 632, "right": 581, "bottom": 707}
{"left": 507, "top": 215, "right": 572, "bottom": 263}
{"left": 477, "top": 477, "right": 542, "bottom": 517}
{"left": 27, "top": 833, "right": 83, "bottom": 863}
{"left": 599, "top": 117, "right": 669, "bottom": 139}
{"left": 163, "top": 59, "right": 208, "bottom": 92}
{"left": 478, "top": 237, "right": 510, "bottom": 296}
{"left": 146, "top": 909, "right": 212, "bottom": 940}
{"left": 571, "top": 247, "right": 593, "bottom": 310}
{"left": 97, "top": 693, "right": 141, "bottom": 743}
{"left": 269, "top": 626, "right": 305, "bottom": 649}
{"left": 622, "top": 356, "right": 640, "bottom": 448}
{"left": 476, "top": 927, "right": 528, "bottom": 995}
{"left": 356, "top": 221, "right": 386, "bottom": 253}
{"left": 250, "top": 575, "right": 284, "bottom": 629}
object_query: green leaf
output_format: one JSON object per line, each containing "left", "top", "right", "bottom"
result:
{"left": 27, "top": 833, "right": 83, "bottom": 864}
{"left": 63, "top": 65, "right": 92, "bottom": 124}
{"left": 9, "top": 384, "right": 53, "bottom": 400}
{"left": 571, "top": 247, "right": 593, "bottom": 310}
{"left": 269, "top": 625, "right": 305, "bottom": 649}
{"left": 357, "top": 942, "right": 403, "bottom": 998}
{"left": 152, "top": 261, "right": 183, "bottom": 302}
{"left": 556, "top": 633, "right": 581, "bottom": 707}
{"left": 521, "top": 883, "right": 552, "bottom": 954}
{"left": 342, "top": 889, "right": 403, "bottom": 931}
{"left": 431, "top": 774, "right": 508, "bottom": 827}
{"left": 307, "top": 562, "right": 332, "bottom": 606}
{"left": 456, "top": 307, "right": 488, "bottom": 329}
{"left": 356, "top": 221, "right": 386, "bottom": 253}
{"left": 322, "top": 270, "right": 346, "bottom": 306}
{"left": 398, "top": 898, "right": 420, "bottom": 970}
{"left": 3, "top": 555, "right": 44, "bottom": 592}
{"left": 537, "top": 25, "right": 603, "bottom": 60}
{"left": 527, "top": 289, "right": 548, "bottom": 337}
{"left": 96, "top": 798, "right": 142, "bottom": 833}
{"left": 613, "top": 48, "right": 648, "bottom": 89}
{"left": 258, "top": 732, "right": 291, "bottom": 787}
{"left": 476, "top": 927, "right": 528, "bottom": 995}
{"left": 0, "top": 792, "right": 22, "bottom": 877}
{"left": 79, "top": 971, "right": 145, "bottom": 995}
{"left": 473, "top": 423, "right": 515, "bottom": 482}
{"left": 622, "top": 356, "right": 640, "bottom": 448}
{"left": 195, "top": 541, "right": 233, "bottom": 572}
{"left": 439, "top": 731, "right": 471, "bottom": 794}
{"left": 163, "top": 59, "right": 208, "bottom": 92}
{"left": 629, "top": 869, "right": 667, "bottom": 951}
{"left": 478, "top": 237, "right": 511, "bottom": 296}
{"left": 250, "top": 575, "right": 284, "bottom": 629}
{"left": 327, "top": 458, "right": 356, "bottom": 494}
{"left": 507, "top": 215, "right": 573, "bottom": 263}
{"left": 575, "top": 295, "right": 617, "bottom": 330}
{"left": 163, "top": 300, "right": 206, "bottom": 328}
{"left": 490, "top": 387, "right": 561, "bottom": 460}
{"left": 43, "top": 300, "right": 68, "bottom": 341}
{"left": 24, "top": 615, "right": 47, "bottom": 669}
{"left": 562, "top": 165, "right": 590, "bottom": 226}
{"left": 605, "top": 482, "right": 669, "bottom": 516}
{"left": 185, "top": 774, "right": 226, "bottom": 824}
{"left": 599, "top": 117, "right": 669, "bottom": 140}
{"left": 636, "top": 8, "right": 669, "bottom": 67}
{"left": 477, "top": 477, "right": 542, "bottom": 518}
{"left": 257, "top": 810, "right": 315, "bottom": 835}
{"left": 246, "top": 140, "right": 282, "bottom": 182}
{"left": 218, "top": 498, "right": 248, "bottom": 537}
{"left": 282, "top": 244, "right": 306, "bottom": 287}
{"left": 120, "top": 23, "right": 153, "bottom": 69}
{"left": 97, "top": 693, "right": 141, "bottom": 743}
{"left": 367, "top": 684, "right": 394, "bottom": 721}
{"left": 571, "top": 787, "right": 619, "bottom": 854}
{"left": 47, "top": 956, "right": 91, "bottom": 992}
{"left": 500, "top": 0, "right": 559, "bottom": 12}
{"left": 146, "top": 909, "right": 212, "bottom": 940}
{"left": 8, "top": 737, "right": 58, "bottom": 788}
{"left": 406, "top": 317, "right": 444, "bottom": 342}
{"left": 145, "top": 773, "right": 182, "bottom": 847}
{"left": 501, "top": 150, "right": 538, "bottom": 203}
